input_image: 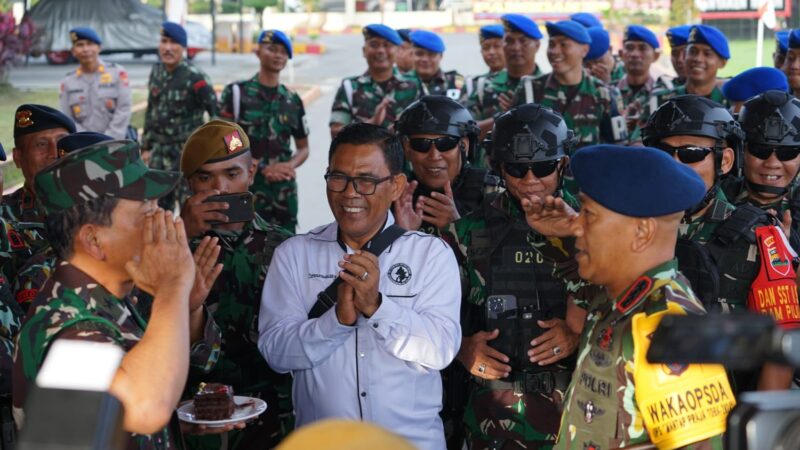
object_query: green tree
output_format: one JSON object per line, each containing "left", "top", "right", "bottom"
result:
{"left": 670, "top": 0, "right": 698, "bottom": 26}
{"left": 245, "top": 0, "right": 277, "bottom": 29}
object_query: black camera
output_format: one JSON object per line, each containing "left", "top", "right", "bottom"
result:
{"left": 648, "top": 313, "right": 800, "bottom": 450}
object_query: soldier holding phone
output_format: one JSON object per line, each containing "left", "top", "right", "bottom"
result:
{"left": 179, "top": 120, "right": 295, "bottom": 449}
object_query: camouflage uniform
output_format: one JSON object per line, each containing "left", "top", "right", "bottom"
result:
{"left": 0, "top": 188, "right": 42, "bottom": 223}
{"left": 219, "top": 77, "right": 309, "bottom": 232}
{"left": 329, "top": 70, "right": 421, "bottom": 128}
{"left": 629, "top": 84, "right": 729, "bottom": 144}
{"left": 609, "top": 57, "right": 626, "bottom": 84}
{"left": 182, "top": 213, "right": 293, "bottom": 449}
{"left": 59, "top": 59, "right": 132, "bottom": 139}
{"left": 418, "top": 70, "right": 466, "bottom": 100}
{"left": 512, "top": 70, "right": 628, "bottom": 148}
{"left": 444, "top": 191, "right": 579, "bottom": 450}
{"left": 142, "top": 61, "right": 218, "bottom": 208}
{"left": 616, "top": 75, "right": 674, "bottom": 135}
{"left": 462, "top": 67, "right": 544, "bottom": 121}
{"left": 553, "top": 259, "right": 731, "bottom": 450}
{"left": 13, "top": 261, "right": 221, "bottom": 450}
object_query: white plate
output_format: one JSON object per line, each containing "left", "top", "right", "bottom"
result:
{"left": 177, "top": 395, "right": 267, "bottom": 427}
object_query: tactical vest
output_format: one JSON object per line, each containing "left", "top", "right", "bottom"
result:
{"left": 676, "top": 204, "right": 770, "bottom": 313}
{"left": 468, "top": 195, "right": 567, "bottom": 372}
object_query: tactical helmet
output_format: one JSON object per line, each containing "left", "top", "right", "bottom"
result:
{"left": 491, "top": 104, "right": 575, "bottom": 167}
{"left": 738, "top": 90, "right": 800, "bottom": 195}
{"left": 396, "top": 95, "right": 480, "bottom": 153}
{"left": 739, "top": 90, "right": 800, "bottom": 147}
{"left": 643, "top": 94, "right": 745, "bottom": 215}
{"left": 642, "top": 94, "right": 744, "bottom": 148}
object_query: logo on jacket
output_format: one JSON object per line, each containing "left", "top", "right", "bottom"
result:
{"left": 388, "top": 263, "right": 412, "bottom": 285}
{"left": 578, "top": 400, "right": 605, "bottom": 424}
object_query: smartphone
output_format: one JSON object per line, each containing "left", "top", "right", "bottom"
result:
{"left": 203, "top": 192, "right": 255, "bottom": 224}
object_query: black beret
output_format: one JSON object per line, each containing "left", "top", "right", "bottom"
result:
{"left": 14, "top": 104, "right": 76, "bottom": 139}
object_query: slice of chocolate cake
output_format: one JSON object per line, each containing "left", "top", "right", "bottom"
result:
{"left": 193, "top": 382, "right": 235, "bottom": 420}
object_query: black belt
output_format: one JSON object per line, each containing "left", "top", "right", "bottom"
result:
{"left": 476, "top": 370, "right": 571, "bottom": 395}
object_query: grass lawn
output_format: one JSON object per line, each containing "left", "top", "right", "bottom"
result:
{"left": 718, "top": 39, "right": 776, "bottom": 78}
{"left": 0, "top": 85, "right": 146, "bottom": 191}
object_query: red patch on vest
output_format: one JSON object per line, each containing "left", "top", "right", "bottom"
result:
{"left": 748, "top": 226, "right": 800, "bottom": 329}
{"left": 7, "top": 229, "right": 24, "bottom": 250}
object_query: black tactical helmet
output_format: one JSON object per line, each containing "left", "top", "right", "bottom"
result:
{"left": 396, "top": 95, "right": 480, "bottom": 151}
{"left": 738, "top": 90, "right": 800, "bottom": 195}
{"left": 642, "top": 94, "right": 744, "bottom": 149}
{"left": 739, "top": 90, "right": 800, "bottom": 147}
{"left": 491, "top": 104, "right": 575, "bottom": 167}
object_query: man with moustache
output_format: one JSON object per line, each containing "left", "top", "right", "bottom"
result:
{"left": 258, "top": 123, "right": 461, "bottom": 450}
{"left": 59, "top": 27, "right": 131, "bottom": 139}
{"left": 142, "top": 21, "right": 218, "bottom": 210}
{"left": 522, "top": 144, "right": 735, "bottom": 450}
{"left": 512, "top": 20, "right": 628, "bottom": 149}
{"left": 329, "top": 24, "right": 421, "bottom": 138}
{"left": 464, "top": 14, "right": 543, "bottom": 138}
{"left": 630, "top": 24, "right": 730, "bottom": 143}
{"left": 219, "top": 29, "right": 309, "bottom": 233}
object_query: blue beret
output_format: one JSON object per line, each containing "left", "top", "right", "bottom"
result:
{"left": 161, "top": 21, "right": 187, "bottom": 48}
{"left": 258, "top": 29, "right": 293, "bottom": 59}
{"left": 789, "top": 29, "right": 800, "bottom": 50}
{"left": 480, "top": 24, "right": 504, "bottom": 41}
{"left": 70, "top": 27, "right": 101, "bottom": 46}
{"left": 688, "top": 24, "right": 729, "bottom": 59}
{"left": 666, "top": 25, "right": 692, "bottom": 47}
{"left": 410, "top": 30, "right": 445, "bottom": 53}
{"left": 501, "top": 14, "right": 543, "bottom": 40}
{"left": 363, "top": 24, "right": 402, "bottom": 45}
{"left": 722, "top": 67, "right": 789, "bottom": 102}
{"left": 56, "top": 132, "right": 113, "bottom": 156}
{"left": 571, "top": 145, "right": 706, "bottom": 218}
{"left": 570, "top": 13, "right": 603, "bottom": 29}
{"left": 585, "top": 27, "right": 610, "bottom": 60}
{"left": 0, "top": 142, "right": 6, "bottom": 162}
{"left": 776, "top": 30, "right": 789, "bottom": 53}
{"left": 397, "top": 28, "right": 412, "bottom": 43}
{"left": 14, "top": 104, "right": 76, "bottom": 139}
{"left": 546, "top": 20, "right": 591, "bottom": 45}
{"left": 624, "top": 25, "right": 659, "bottom": 49}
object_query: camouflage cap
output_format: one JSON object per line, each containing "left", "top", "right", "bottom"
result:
{"left": 34, "top": 140, "right": 180, "bottom": 215}
{"left": 181, "top": 119, "right": 251, "bottom": 178}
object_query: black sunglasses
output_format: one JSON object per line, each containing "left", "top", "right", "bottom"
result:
{"left": 406, "top": 136, "right": 460, "bottom": 153}
{"left": 747, "top": 144, "right": 800, "bottom": 162}
{"left": 654, "top": 143, "right": 714, "bottom": 164}
{"left": 503, "top": 160, "right": 560, "bottom": 179}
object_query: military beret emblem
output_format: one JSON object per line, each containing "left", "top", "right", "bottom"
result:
{"left": 224, "top": 131, "right": 244, "bottom": 153}
{"left": 16, "top": 110, "right": 34, "bottom": 128}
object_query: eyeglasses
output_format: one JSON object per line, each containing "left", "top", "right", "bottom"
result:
{"left": 747, "top": 144, "right": 800, "bottom": 162}
{"left": 653, "top": 143, "right": 714, "bottom": 164}
{"left": 406, "top": 136, "right": 460, "bottom": 153}
{"left": 324, "top": 173, "right": 393, "bottom": 195}
{"left": 503, "top": 160, "right": 560, "bottom": 179}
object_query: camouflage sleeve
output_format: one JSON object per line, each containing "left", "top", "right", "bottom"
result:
{"left": 290, "top": 92, "right": 309, "bottom": 139}
{"left": 330, "top": 80, "right": 353, "bottom": 126}
{"left": 141, "top": 67, "right": 156, "bottom": 149}
{"left": 194, "top": 71, "right": 219, "bottom": 118}
{"left": 599, "top": 85, "right": 628, "bottom": 144}
{"left": 189, "top": 306, "right": 222, "bottom": 373}
{"left": 0, "top": 283, "right": 20, "bottom": 394}
{"left": 218, "top": 83, "right": 234, "bottom": 119}
{"left": 528, "top": 233, "right": 597, "bottom": 310}
{"left": 463, "top": 82, "right": 482, "bottom": 119}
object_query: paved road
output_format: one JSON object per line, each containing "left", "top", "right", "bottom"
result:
{"left": 7, "top": 33, "right": 554, "bottom": 232}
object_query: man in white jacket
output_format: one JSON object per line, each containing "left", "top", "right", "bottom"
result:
{"left": 258, "top": 123, "right": 461, "bottom": 450}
